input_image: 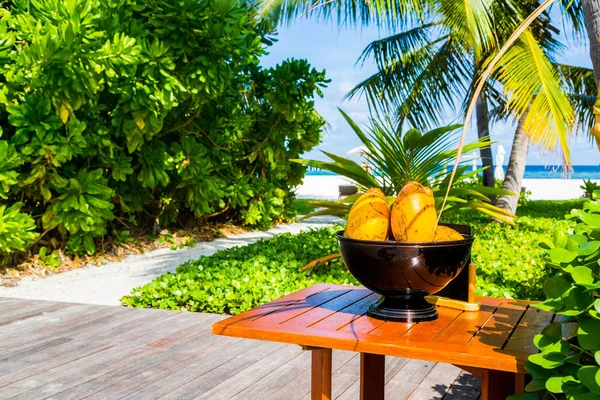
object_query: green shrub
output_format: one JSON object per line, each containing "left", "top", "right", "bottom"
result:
{"left": 0, "top": 202, "right": 38, "bottom": 256}
{"left": 513, "top": 193, "right": 600, "bottom": 399}
{"left": 0, "top": 0, "right": 327, "bottom": 256}
{"left": 122, "top": 227, "right": 356, "bottom": 314}
{"left": 123, "top": 200, "right": 587, "bottom": 314}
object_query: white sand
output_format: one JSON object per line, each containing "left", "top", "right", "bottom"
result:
{"left": 0, "top": 216, "right": 340, "bottom": 306}
{"left": 295, "top": 176, "right": 598, "bottom": 201}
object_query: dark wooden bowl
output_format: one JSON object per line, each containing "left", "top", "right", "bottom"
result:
{"left": 335, "top": 225, "right": 474, "bottom": 323}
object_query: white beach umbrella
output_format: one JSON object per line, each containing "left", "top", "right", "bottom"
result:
{"left": 494, "top": 145, "right": 506, "bottom": 180}
{"left": 347, "top": 145, "right": 369, "bottom": 158}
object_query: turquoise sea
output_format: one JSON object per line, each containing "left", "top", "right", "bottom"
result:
{"left": 305, "top": 165, "right": 600, "bottom": 179}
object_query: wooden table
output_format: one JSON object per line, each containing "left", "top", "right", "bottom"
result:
{"left": 212, "top": 284, "right": 553, "bottom": 400}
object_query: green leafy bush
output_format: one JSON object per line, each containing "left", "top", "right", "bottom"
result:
{"left": 0, "top": 0, "right": 327, "bottom": 257}
{"left": 123, "top": 200, "right": 586, "bottom": 314}
{"left": 0, "top": 202, "right": 38, "bottom": 256}
{"left": 122, "top": 227, "right": 356, "bottom": 314}
{"left": 515, "top": 193, "right": 600, "bottom": 399}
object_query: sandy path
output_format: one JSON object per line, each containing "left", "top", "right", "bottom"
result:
{"left": 0, "top": 217, "right": 339, "bottom": 306}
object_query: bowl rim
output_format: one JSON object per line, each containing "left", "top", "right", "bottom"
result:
{"left": 335, "top": 230, "right": 475, "bottom": 247}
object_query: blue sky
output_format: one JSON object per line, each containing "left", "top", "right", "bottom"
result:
{"left": 260, "top": 12, "right": 599, "bottom": 166}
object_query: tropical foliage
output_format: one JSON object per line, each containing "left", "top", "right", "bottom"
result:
{"left": 123, "top": 199, "right": 583, "bottom": 313}
{"left": 0, "top": 0, "right": 327, "bottom": 257}
{"left": 514, "top": 192, "right": 600, "bottom": 398}
{"left": 294, "top": 109, "right": 516, "bottom": 223}
{"left": 261, "top": 0, "right": 591, "bottom": 165}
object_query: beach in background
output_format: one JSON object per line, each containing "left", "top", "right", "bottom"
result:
{"left": 295, "top": 166, "right": 600, "bottom": 200}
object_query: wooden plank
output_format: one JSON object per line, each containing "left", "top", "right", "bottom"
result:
{"left": 116, "top": 337, "right": 272, "bottom": 400}
{"left": 82, "top": 335, "right": 246, "bottom": 400}
{"left": 503, "top": 306, "right": 554, "bottom": 353}
{"left": 433, "top": 303, "right": 499, "bottom": 345}
{"left": 150, "top": 341, "right": 285, "bottom": 400}
{"left": 193, "top": 343, "right": 301, "bottom": 400}
{"left": 42, "top": 317, "right": 236, "bottom": 400}
{"left": 31, "top": 305, "right": 124, "bottom": 336}
{"left": 0, "top": 303, "right": 99, "bottom": 339}
{"left": 3, "top": 312, "right": 217, "bottom": 397}
{"left": 468, "top": 302, "right": 528, "bottom": 348}
{"left": 282, "top": 288, "right": 372, "bottom": 330}
{"left": 229, "top": 350, "right": 309, "bottom": 400}
{"left": 406, "top": 363, "right": 463, "bottom": 400}
{"left": 310, "top": 293, "right": 380, "bottom": 331}
{"left": 267, "top": 350, "right": 357, "bottom": 400}
{"left": 212, "top": 284, "right": 335, "bottom": 331}
{"left": 443, "top": 370, "right": 480, "bottom": 400}
{"left": 253, "top": 288, "right": 354, "bottom": 326}
{"left": 384, "top": 359, "right": 437, "bottom": 400}
{"left": 401, "top": 308, "right": 463, "bottom": 342}
{"left": 0, "top": 301, "right": 72, "bottom": 326}
{"left": 360, "top": 353, "right": 385, "bottom": 400}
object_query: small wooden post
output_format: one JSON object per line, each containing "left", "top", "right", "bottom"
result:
{"left": 360, "top": 353, "right": 385, "bottom": 400}
{"left": 311, "top": 348, "right": 332, "bottom": 400}
{"left": 468, "top": 263, "right": 477, "bottom": 304}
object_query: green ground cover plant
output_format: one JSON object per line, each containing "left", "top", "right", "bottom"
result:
{"left": 0, "top": 0, "right": 327, "bottom": 260}
{"left": 123, "top": 199, "right": 585, "bottom": 314}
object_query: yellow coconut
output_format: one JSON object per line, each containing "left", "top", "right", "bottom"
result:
{"left": 390, "top": 181, "right": 437, "bottom": 242}
{"left": 345, "top": 188, "right": 390, "bottom": 241}
{"left": 434, "top": 226, "right": 464, "bottom": 242}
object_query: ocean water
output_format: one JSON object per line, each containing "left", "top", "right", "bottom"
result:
{"left": 305, "top": 165, "right": 600, "bottom": 180}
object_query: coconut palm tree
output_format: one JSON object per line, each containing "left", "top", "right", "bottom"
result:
{"left": 260, "top": 0, "right": 596, "bottom": 215}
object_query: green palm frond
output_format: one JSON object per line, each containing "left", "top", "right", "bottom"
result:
{"left": 257, "top": 0, "right": 428, "bottom": 28}
{"left": 348, "top": 32, "right": 472, "bottom": 129}
{"left": 494, "top": 29, "right": 575, "bottom": 162}
{"left": 292, "top": 109, "right": 514, "bottom": 223}
{"left": 356, "top": 22, "right": 440, "bottom": 67}
{"left": 437, "top": 0, "right": 496, "bottom": 56}
{"left": 554, "top": 0, "right": 585, "bottom": 35}
{"left": 557, "top": 63, "right": 596, "bottom": 131}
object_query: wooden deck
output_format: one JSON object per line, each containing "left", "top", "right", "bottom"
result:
{"left": 0, "top": 297, "right": 480, "bottom": 399}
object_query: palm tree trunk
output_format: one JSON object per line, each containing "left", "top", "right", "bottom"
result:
{"left": 475, "top": 93, "right": 495, "bottom": 188}
{"left": 496, "top": 109, "right": 530, "bottom": 215}
{"left": 583, "top": 0, "right": 600, "bottom": 85}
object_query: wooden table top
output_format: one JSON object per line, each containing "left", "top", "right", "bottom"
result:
{"left": 212, "top": 284, "right": 554, "bottom": 374}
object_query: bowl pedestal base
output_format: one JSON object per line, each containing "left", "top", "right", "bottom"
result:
{"left": 367, "top": 294, "right": 438, "bottom": 323}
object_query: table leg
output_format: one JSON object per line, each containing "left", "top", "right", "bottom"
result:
{"left": 480, "top": 369, "right": 521, "bottom": 400}
{"left": 360, "top": 353, "right": 385, "bottom": 400}
{"left": 311, "top": 348, "right": 332, "bottom": 400}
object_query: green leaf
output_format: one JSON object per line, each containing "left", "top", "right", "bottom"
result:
{"left": 570, "top": 234, "right": 588, "bottom": 246}
{"left": 545, "top": 376, "right": 564, "bottom": 393}
{"left": 529, "top": 351, "right": 568, "bottom": 369}
{"left": 572, "top": 266, "right": 595, "bottom": 285}
{"left": 578, "top": 366, "right": 600, "bottom": 393}
{"left": 578, "top": 319, "right": 600, "bottom": 351}
{"left": 554, "top": 230, "right": 568, "bottom": 248}
{"left": 543, "top": 277, "right": 571, "bottom": 299}
{"left": 578, "top": 211, "right": 600, "bottom": 229}
{"left": 578, "top": 241, "right": 600, "bottom": 256}
{"left": 548, "top": 247, "right": 577, "bottom": 263}
{"left": 539, "top": 237, "right": 554, "bottom": 250}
